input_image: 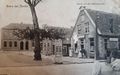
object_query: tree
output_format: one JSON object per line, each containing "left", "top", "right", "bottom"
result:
{"left": 13, "top": 26, "right": 66, "bottom": 60}
{"left": 13, "top": 26, "right": 66, "bottom": 41}
{"left": 24, "top": 0, "right": 42, "bottom": 60}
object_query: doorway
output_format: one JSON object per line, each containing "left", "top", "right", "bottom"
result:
{"left": 20, "top": 41, "right": 24, "bottom": 50}
{"left": 53, "top": 45, "right": 55, "bottom": 54}
{"left": 25, "top": 41, "right": 29, "bottom": 50}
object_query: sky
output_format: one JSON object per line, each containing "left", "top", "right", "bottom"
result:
{"left": 0, "top": 0, "right": 120, "bottom": 28}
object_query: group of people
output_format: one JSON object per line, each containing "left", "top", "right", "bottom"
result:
{"left": 79, "top": 48, "right": 120, "bottom": 60}
{"left": 78, "top": 48, "right": 120, "bottom": 60}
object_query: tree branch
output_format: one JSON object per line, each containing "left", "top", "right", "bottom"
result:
{"left": 24, "top": 0, "right": 32, "bottom": 6}
{"left": 32, "top": 0, "right": 36, "bottom": 5}
{"left": 33, "top": 0, "right": 42, "bottom": 6}
{"left": 24, "top": 0, "right": 29, "bottom": 4}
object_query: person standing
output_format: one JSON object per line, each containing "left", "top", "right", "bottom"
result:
{"left": 80, "top": 48, "right": 84, "bottom": 58}
{"left": 83, "top": 49, "right": 87, "bottom": 58}
{"left": 80, "top": 48, "right": 87, "bottom": 58}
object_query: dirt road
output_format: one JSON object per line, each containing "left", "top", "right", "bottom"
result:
{"left": 0, "top": 51, "right": 93, "bottom": 75}
{"left": 0, "top": 51, "right": 53, "bottom": 67}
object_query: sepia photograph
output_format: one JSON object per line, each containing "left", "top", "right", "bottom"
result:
{"left": 0, "top": 0, "right": 120, "bottom": 75}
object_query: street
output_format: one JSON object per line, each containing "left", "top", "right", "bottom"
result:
{"left": 100, "top": 62, "right": 120, "bottom": 75}
{"left": 0, "top": 51, "right": 94, "bottom": 75}
{"left": 0, "top": 51, "right": 53, "bottom": 67}
{"left": 0, "top": 51, "right": 120, "bottom": 75}
{"left": 0, "top": 64, "right": 93, "bottom": 75}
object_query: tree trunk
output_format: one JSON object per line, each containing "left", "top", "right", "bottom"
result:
{"left": 30, "top": 5, "right": 42, "bottom": 60}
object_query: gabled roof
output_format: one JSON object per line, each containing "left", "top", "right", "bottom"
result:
{"left": 86, "top": 9, "right": 120, "bottom": 35}
{"left": 71, "top": 8, "right": 120, "bottom": 38}
{"left": 2, "top": 23, "right": 33, "bottom": 30}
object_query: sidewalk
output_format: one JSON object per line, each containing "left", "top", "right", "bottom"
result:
{"left": 63, "top": 57, "right": 94, "bottom": 64}
{"left": 18, "top": 51, "right": 94, "bottom": 64}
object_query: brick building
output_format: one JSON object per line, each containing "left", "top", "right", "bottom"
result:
{"left": 1, "top": 23, "right": 34, "bottom": 51}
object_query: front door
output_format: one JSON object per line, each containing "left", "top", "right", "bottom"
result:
{"left": 53, "top": 45, "right": 55, "bottom": 54}
{"left": 25, "top": 41, "right": 29, "bottom": 50}
{"left": 20, "top": 41, "right": 24, "bottom": 50}
{"left": 80, "top": 38, "right": 84, "bottom": 49}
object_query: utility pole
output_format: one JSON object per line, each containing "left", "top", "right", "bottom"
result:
{"left": 95, "top": 14, "right": 100, "bottom": 60}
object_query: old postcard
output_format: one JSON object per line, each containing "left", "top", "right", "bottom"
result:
{"left": 0, "top": 0, "right": 120, "bottom": 75}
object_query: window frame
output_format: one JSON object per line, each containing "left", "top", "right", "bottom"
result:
{"left": 85, "top": 22, "right": 89, "bottom": 33}
{"left": 14, "top": 41, "right": 17, "bottom": 47}
{"left": 90, "top": 38, "right": 94, "bottom": 46}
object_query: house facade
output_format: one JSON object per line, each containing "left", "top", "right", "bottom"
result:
{"left": 71, "top": 8, "right": 120, "bottom": 59}
{"left": 62, "top": 28, "right": 72, "bottom": 56}
{"left": 42, "top": 38, "right": 62, "bottom": 56}
{"left": 43, "top": 25, "right": 72, "bottom": 56}
{"left": 1, "top": 23, "right": 70, "bottom": 57}
{"left": 1, "top": 23, "right": 34, "bottom": 51}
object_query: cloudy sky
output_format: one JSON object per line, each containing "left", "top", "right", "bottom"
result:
{"left": 0, "top": 0, "right": 120, "bottom": 28}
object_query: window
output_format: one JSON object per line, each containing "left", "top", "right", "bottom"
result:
{"left": 48, "top": 43, "right": 49, "bottom": 47}
{"left": 59, "top": 46, "right": 61, "bottom": 52}
{"left": 56, "top": 46, "right": 58, "bottom": 52}
{"left": 81, "top": 39, "right": 84, "bottom": 44}
{"left": 104, "top": 39, "right": 108, "bottom": 49}
{"left": 14, "top": 41, "right": 17, "bottom": 47}
{"left": 85, "top": 28, "right": 88, "bottom": 33}
{"left": 85, "top": 22, "right": 89, "bottom": 33}
{"left": 119, "top": 39, "right": 120, "bottom": 50}
{"left": 9, "top": 41, "right": 12, "bottom": 47}
{"left": 4, "top": 41, "right": 7, "bottom": 47}
{"left": 44, "top": 43, "right": 46, "bottom": 47}
{"left": 77, "top": 24, "right": 81, "bottom": 34}
{"left": 80, "top": 39, "right": 84, "bottom": 49}
{"left": 32, "top": 41, "right": 34, "bottom": 47}
{"left": 90, "top": 38, "right": 94, "bottom": 46}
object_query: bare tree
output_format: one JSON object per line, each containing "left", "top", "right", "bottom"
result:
{"left": 24, "top": 0, "right": 42, "bottom": 60}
